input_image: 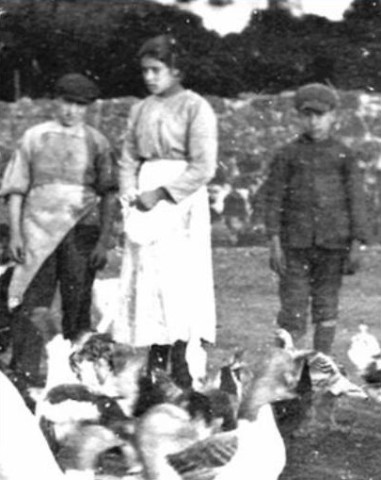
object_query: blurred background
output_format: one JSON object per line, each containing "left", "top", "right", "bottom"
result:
{"left": 0, "top": 0, "right": 380, "bottom": 246}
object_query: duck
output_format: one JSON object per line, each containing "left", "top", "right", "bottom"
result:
{"left": 306, "top": 350, "right": 368, "bottom": 430}
{"left": 133, "top": 368, "right": 220, "bottom": 441}
{"left": 202, "top": 349, "right": 246, "bottom": 399}
{"left": 273, "top": 355, "right": 313, "bottom": 437}
{"left": 135, "top": 347, "right": 308, "bottom": 480}
{"left": 134, "top": 349, "right": 249, "bottom": 434}
{"left": 272, "top": 329, "right": 314, "bottom": 435}
{"left": 0, "top": 368, "right": 132, "bottom": 480}
{"left": 275, "top": 329, "right": 366, "bottom": 397}
{"left": 57, "top": 423, "right": 138, "bottom": 480}
{"left": 198, "top": 349, "right": 251, "bottom": 431}
{"left": 347, "top": 324, "right": 381, "bottom": 402}
{"left": 39, "top": 332, "right": 147, "bottom": 420}
{"left": 347, "top": 323, "right": 381, "bottom": 374}
{"left": 273, "top": 328, "right": 367, "bottom": 433}
{"left": 37, "top": 332, "right": 146, "bottom": 475}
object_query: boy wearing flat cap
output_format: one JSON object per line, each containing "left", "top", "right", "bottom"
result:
{"left": 265, "top": 83, "right": 368, "bottom": 354}
{"left": 0, "top": 73, "right": 117, "bottom": 384}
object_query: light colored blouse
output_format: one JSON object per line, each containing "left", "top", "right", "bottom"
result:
{"left": 118, "top": 89, "right": 218, "bottom": 203}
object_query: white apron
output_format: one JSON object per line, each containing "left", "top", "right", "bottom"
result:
{"left": 113, "top": 160, "right": 216, "bottom": 347}
{"left": 8, "top": 184, "right": 98, "bottom": 309}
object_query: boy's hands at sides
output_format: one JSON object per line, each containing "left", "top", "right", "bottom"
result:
{"left": 136, "top": 187, "right": 170, "bottom": 212}
{"left": 9, "top": 231, "right": 25, "bottom": 264}
{"left": 269, "top": 235, "right": 286, "bottom": 276}
{"left": 342, "top": 239, "right": 363, "bottom": 275}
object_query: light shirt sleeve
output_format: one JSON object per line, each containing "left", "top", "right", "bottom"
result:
{"left": 0, "top": 131, "right": 33, "bottom": 197}
{"left": 164, "top": 97, "right": 218, "bottom": 203}
{"left": 117, "top": 101, "right": 143, "bottom": 197}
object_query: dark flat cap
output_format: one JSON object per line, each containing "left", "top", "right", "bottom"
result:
{"left": 294, "top": 83, "right": 338, "bottom": 113}
{"left": 55, "top": 73, "right": 99, "bottom": 105}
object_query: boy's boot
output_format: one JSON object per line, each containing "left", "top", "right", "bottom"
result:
{"left": 313, "top": 320, "right": 336, "bottom": 355}
{"left": 171, "top": 340, "right": 192, "bottom": 389}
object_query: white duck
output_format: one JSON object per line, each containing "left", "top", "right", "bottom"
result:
{"left": 348, "top": 324, "right": 381, "bottom": 402}
{"left": 37, "top": 332, "right": 146, "bottom": 476}
{"left": 135, "top": 348, "right": 307, "bottom": 480}
{"left": 0, "top": 370, "right": 65, "bottom": 480}
{"left": 348, "top": 324, "right": 381, "bottom": 373}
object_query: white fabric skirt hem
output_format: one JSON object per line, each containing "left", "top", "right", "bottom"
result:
{"left": 113, "top": 160, "right": 216, "bottom": 347}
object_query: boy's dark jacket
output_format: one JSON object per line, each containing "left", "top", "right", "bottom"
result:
{"left": 265, "top": 134, "right": 369, "bottom": 249}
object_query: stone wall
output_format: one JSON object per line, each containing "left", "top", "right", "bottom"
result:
{"left": 0, "top": 89, "right": 380, "bottom": 243}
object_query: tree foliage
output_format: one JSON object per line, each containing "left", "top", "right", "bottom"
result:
{"left": 0, "top": 0, "right": 380, "bottom": 100}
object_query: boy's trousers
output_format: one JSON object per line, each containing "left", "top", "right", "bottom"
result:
{"left": 277, "top": 246, "right": 346, "bottom": 341}
{"left": 10, "top": 224, "right": 100, "bottom": 383}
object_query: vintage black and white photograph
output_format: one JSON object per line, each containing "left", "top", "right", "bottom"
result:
{"left": 0, "top": 1, "right": 380, "bottom": 479}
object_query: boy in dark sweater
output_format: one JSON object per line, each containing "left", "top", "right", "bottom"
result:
{"left": 265, "top": 83, "right": 368, "bottom": 354}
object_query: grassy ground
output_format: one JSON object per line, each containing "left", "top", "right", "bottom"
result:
{"left": 102, "top": 243, "right": 381, "bottom": 480}
{"left": 211, "top": 245, "right": 381, "bottom": 366}
{"left": 2, "top": 243, "right": 380, "bottom": 479}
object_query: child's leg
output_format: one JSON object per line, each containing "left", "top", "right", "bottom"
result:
{"left": 58, "top": 225, "right": 99, "bottom": 340}
{"left": 313, "top": 321, "right": 337, "bottom": 355}
{"left": 311, "top": 248, "right": 345, "bottom": 354}
{"left": 277, "top": 248, "right": 311, "bottom": 347}
{"left": 10, "top": 254, "right": 57, "bottom": 384}
{"left": 9, "top": 311, "right": 44, "bottom": 383}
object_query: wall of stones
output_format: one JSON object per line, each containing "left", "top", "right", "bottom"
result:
{"left": 0, "top": 89, "right": 380, "bottom": 243}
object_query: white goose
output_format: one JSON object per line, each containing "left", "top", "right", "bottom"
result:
{"left": 37, "top": 332, "right": 146, "bottom": 476}
{"left": 135, "top": 348, "right": 307, "bottom": 480}
{"left": 348, "top": 324, "right": 381, "bottom": 402}
{"left": 0, "top": 370, "right": 65, "bottom": 480}
{"left": 347, "top": 323, "right": 381, "bottom": 374}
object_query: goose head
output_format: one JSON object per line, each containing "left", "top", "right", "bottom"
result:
{"left": 274, "top": 328, "right": 295, "bottom": 351}
{"left": 68, "top": 333, "right": 147, "bottom": 417}
{"left": 69, "top": 333, "right": 116, "bottom": 393}
{"left": 238, "top": 348, "right": 309, "bottom": 420}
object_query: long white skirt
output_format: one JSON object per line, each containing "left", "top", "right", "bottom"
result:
{"left": 113, "top": 160, "right": 216, "bottom": 347}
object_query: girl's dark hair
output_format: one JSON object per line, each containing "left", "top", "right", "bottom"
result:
{"left": 138, "top": 34, "right": 187, "bottom": 73}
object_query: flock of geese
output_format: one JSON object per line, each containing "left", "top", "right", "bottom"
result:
{"left": 0, "top": 323, "right": 380, "bottom": 480}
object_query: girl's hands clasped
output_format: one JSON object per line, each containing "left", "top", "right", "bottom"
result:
{"left": 135, "top": 187, "right": 169, "bottom": 212}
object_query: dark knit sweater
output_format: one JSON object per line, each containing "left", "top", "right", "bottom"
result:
{"left": 265, "top": 135, "right": 368, "bottom": 249}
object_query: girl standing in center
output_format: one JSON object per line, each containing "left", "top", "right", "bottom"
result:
{"left": 116, "top": 35, "right": 218, "bottom": 388}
